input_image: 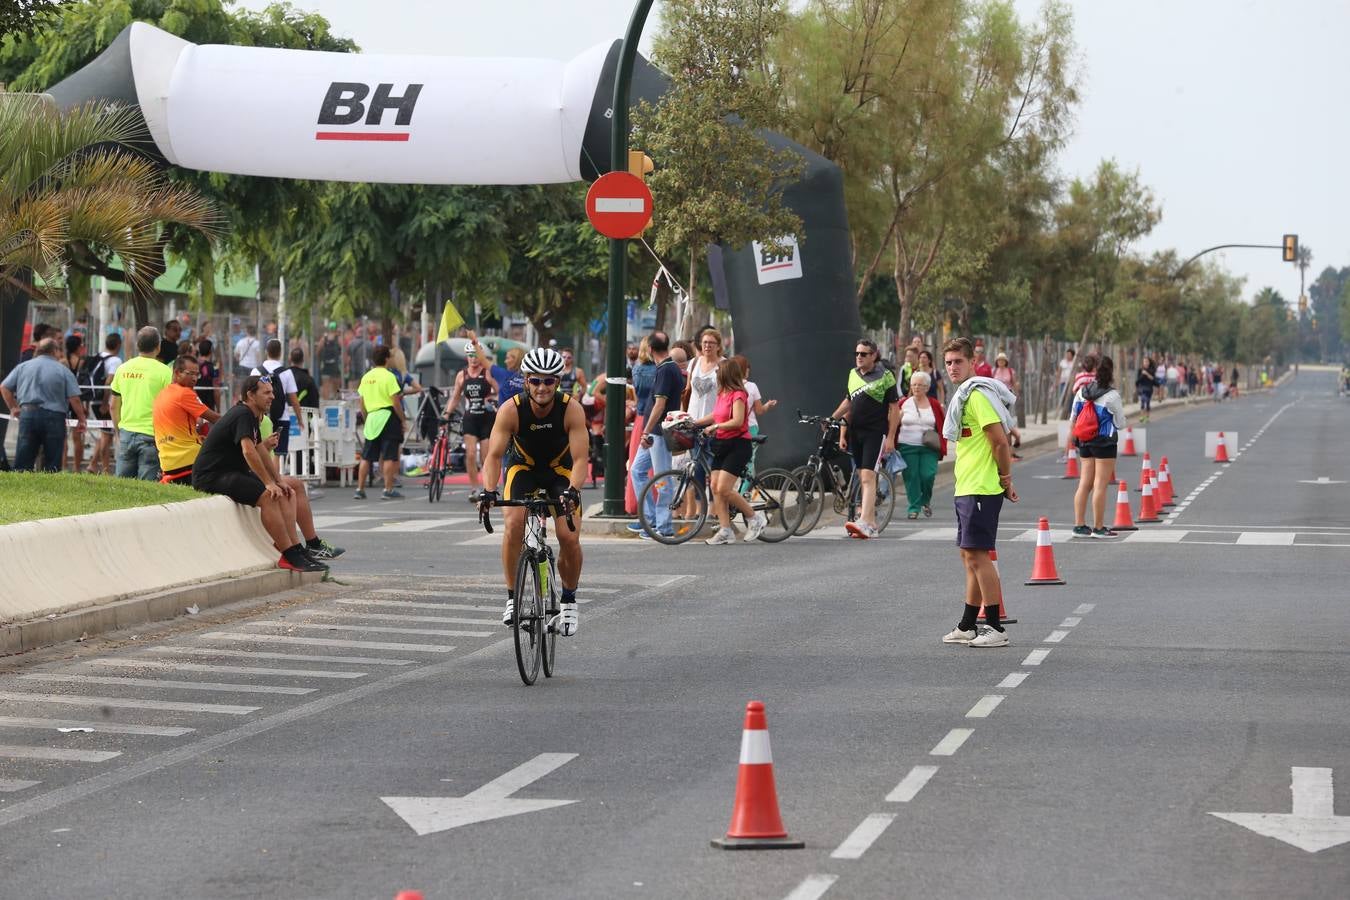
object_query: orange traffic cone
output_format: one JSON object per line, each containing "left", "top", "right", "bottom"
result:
{"left": 1137, "top": 470, "right": 1161, "bottom": 523}
{"left": 1062, "top": 447, "right": 1080, "bottom": 479}
{"left": 1214, "top": 432, "right": 1231, "bottom": 463}
{"left": 1025, "top": 518, "right": 1066, "bottom": 585}
{"left": 1137, "top": 452, "right": 1152, "bottom": 492}
{"left": 1111, "top": 480, "right": 1138, "bottom": 530}
{"left": 1121, "top": 426, "right": 1137, "bottom": 457}
{"left": 1161, "top": 457, "right": 1177, "bottom": 503}
{"left": 1155, "top": 463, "right": 1174, "bottom": 507}
{"left": 394, "top": 893, "right": 424, "bottom": 900}
{"left": 712, "top": 702, "right": 804, "bottom": 850}
{"left": 977, "top": 548, "right": 1017, "bottom": 625}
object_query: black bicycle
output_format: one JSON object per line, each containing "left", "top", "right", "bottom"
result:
{"left": 635, "top": 424, "right": 803, "bottom": 545}
{"left": 790, "top": 412, "right": 896, "bottom": 536}
{"left": 474, "top": 492, "right": 575, "bottom": 685}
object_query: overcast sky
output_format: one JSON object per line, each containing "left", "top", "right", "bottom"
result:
{"left": 236, "top": 0, "right": 1347, "bottom": 303}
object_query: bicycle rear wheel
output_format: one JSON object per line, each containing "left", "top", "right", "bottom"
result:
{"left": 637, "top": 468, "right": 708, "bottom": 545}
{"left": 791, "top": 466, "right": 825, "bottom": 535}
{"left": 872, "top": 467, "right": 896, "bottom": 533}
{"left": 747, "top": 467, "right": 803, "bottom": 542}
{"left": 541, "top": 555, "right": 559, "bottom": 678}
{"left": 512, "top": 551, "right": 544, "bottom": 685}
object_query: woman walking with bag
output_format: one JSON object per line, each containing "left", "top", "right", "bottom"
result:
{"left": 1071, "top": 356, "right": 1127, "bottom": 539}
{"left": 897, "top": 370, "right": 946, "bottom": 519}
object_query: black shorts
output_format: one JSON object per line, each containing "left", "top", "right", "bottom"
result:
{"left": 503, "top": 462, "right": 571, "bottom": 502}
{"left": 362, "top": 411, "right": 402, "bottom": 462}
{"left": 849, "top": 429, "right": 886, "bottom": 471}
{"left": 320, "top": 366, "right": 341, "bottom": 379}
{"left": 1075, "top": 439, "right": 1117, "bottom": 459}
{"left": 710, "top": 437, "right": 753, "bottom": 475}
{"left": 194, "top": 470, "right": 266, "bottom": 506}
{"left": 461, "top": 411, "right": 495, "bottom": 441}
{"left": 954, "top": 494, "right": 1003, "bottom": 550}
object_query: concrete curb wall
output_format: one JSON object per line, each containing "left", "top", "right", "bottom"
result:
{"left": 0, "top": 495, "right": 285, "bottom": 624}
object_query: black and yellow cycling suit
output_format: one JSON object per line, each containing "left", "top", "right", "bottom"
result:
{"left": 503, "top": 392, "right": 574, "bottom": 500}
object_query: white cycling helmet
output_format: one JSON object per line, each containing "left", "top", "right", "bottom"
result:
{"left": 521, "top": 347, "right": 566, "bottom": 377}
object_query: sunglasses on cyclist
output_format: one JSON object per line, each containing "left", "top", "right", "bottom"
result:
{"left": 527, "top": 377, "right": 559, "bottom": 387}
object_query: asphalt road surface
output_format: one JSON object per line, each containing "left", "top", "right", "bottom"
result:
{"left": 2, "top": 369, "right": 1348, "bottom": 899}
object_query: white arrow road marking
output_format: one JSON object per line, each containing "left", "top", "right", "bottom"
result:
{"left": 382, "top": 753, "right": 578, "bottom": 836}
{"left": 1298, "top": 477, "right": 1347, "bottom": 484}
{"left": 1210, "top": 767, "right": 1350, "bottom": 852}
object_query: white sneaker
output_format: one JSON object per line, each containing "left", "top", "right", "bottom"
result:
{"left": 942, "top": 626, "right": 977, "bottom": 644}
{"left": 705, "top": 527, "right": 736, "bottom": 545}
{"left": 549, "top": 602, "right": 578, "bottom": 637}
{"left": 743, "top": 512, "right": 768, "bottom": 542}
{"left": 969, "top": 627, "right": 1009, "bottom": 648}
{"left": 502, "top": 597, "right": 516, "bottom": 627}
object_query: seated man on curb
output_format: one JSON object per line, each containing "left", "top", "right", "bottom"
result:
{"left": 153, "top": 356, "right": 222, "bottom": 484}
{"left": 192, "top": 375, "right": 343, "bottom": 573}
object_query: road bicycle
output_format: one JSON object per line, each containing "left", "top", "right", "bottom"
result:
{"left": 635, "top": 425, "right": 804, "bottom": 545}
{"left": 790, "top": 412, "right": 896, "bottom": 536}
{"left": 474, "top": 492, "right": 575, "bottom": 685}
{"left": 426, "top": 416, "right": 454, "bottom": 503}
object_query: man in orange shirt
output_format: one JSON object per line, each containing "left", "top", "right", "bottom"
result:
{"left": 153, "top": 356, "right": 221, "bottom": 483}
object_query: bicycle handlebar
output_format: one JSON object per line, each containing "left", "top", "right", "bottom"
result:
{"left": 469, "top": 492, "right": 577, "bottom": 535}
{"left": 796, "top": 410, "right": 845, "bottom": 427}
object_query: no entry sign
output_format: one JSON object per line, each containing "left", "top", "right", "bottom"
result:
{"left": 585, "top": 171, "right": 653, "bottom": 239}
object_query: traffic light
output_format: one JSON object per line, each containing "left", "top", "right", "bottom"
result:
{"left": 628, "top": 150, "right": 654, "bottom": 233}
{"left": 1283, "top": 234, "right": 1298, "bottom": 262}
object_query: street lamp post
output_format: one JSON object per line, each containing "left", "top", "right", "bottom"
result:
{"left": 601, "top": 0, "right": 656, "bottom": 517}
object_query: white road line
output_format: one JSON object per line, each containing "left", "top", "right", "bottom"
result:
{"left": 830, "top": 813, "right": 897, "bottom": 859}
{"left": 375, "top": 586, "right": 617, "bottom": 596}
{"left": 930, "top": 728, "right": 974, "bottom": 756}
{"left": 90, "top": 659, "right": 367, "bottom": 680}
{"left": 997, "top": 673, "right": 1029, "bottom": 689}
{"left": 369, "top": 517, "right": 472, "bottom": 532}
{"left": 0, "top": 779, "right": 40, "bottom": 793}
{"left": 1073, "top": 603, "right": 1095, "bottom": 615}
{"left": 289, "top": 610, "right": 497, "bottom": 627}
{"left": 1059, "top": 617, "right": 1082, "bottom": 627}
{"left": 369, "top": 588, "right": 593, "bottom": 604}
{"left": 783, "top": 874, "right": 839, "bottom": 900}
{"left": 1043, "top": 630, "right": 1069, "bottom": 643}
{"left": 0, "top": 716, "right": 192, "bottom": 737}
{"left": 337, "top": 598, "right": 498, "bottom": 613}
{"left": 1022, "top": 649, "right": 1051, "bottom": 666}
{"left": 900, "top": 527, "right": 959, "bottom": 541}
{"left": 966, "top": 695, "right": 1005, "bottom": 718}
{"left": 1235, "top": 532, "right": 1297, "bottom": 546}
{"left": 245, "top": 621, "right": 492, "bottom": 639}
{"left": 199, "top": 633, "right": 453, "bottom": 653}
{"left": 1124, "top": 530, "right": 1187, "bottom": 543}
{"left": 308, "top": 515, "right": 371, "bottom": 528}
{"left": 146, "top": 646, "right": 416, "bottom": 666}
{"left": 19, "top": 674, "right": 315, "bottom": 696}
{"left": 0, "top": 745, "right": 122, "bottom": 763}
{"left": 886, "top": 765, "right": 938, "bottom": 802}
{"left": 0, "top": 692, "right": 257, "bottom": 715}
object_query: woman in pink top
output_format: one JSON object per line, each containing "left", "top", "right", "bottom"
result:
{"left": 690, "top": 358, "right": 766, "bottom": 544}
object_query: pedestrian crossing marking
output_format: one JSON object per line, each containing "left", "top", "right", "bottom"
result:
{"left": 145, "top": 646, "right": 417, "bottom": 665}
{"left": 245, "top": 621, "right": 493, "bottom": 639}
{"left": 0, "top": 691, "right": 258, "bottom": 715}
{"left": 90, "top": 659, "right": 368, "bottom": 680}
{"left": 1235, "top": 531, "right": 1297, "bottom": 546}
{"left": 337, "top": 598, "right": 499, "bottom": 613}
{"left": 19, "top": 674, "right": 316, "bottom": 696}
{"left": 0, "top": 779, "right": 41, "bottom": 792}
{"left": 369, "top": 517, "right": 473, "bottom": 532}
{"left": 1123, "top": 530, "right": 1186, "bottom": 543}
{"left": 198, "top": 632, "right": 454, "bottom": 653}
{"left": 0, "top": 716, "right": 193, "bottom": 737}
{"left": 291, "top": 610, "right": 499, "bottom": 627}
{"left": 890, "top": 526, "right": 1350, "bottom": 547}
{"left": 0, "top": 744, "right": 121, "bottom": 763}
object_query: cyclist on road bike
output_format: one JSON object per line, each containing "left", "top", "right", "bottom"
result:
{"left": 478, "top": 347, "right": 590, "bottom": 636}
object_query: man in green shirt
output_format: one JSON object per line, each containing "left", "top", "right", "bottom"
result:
{"left": 110, "top": 326, "right": 172, "bottom": 480}
{"left": 941, "top": 337, "right": 1018, "bottom": 648}
{"left": 354, "top": 345, "right": 406, "bottom": 500}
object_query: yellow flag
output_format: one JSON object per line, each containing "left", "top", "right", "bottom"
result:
{"left": 436, "top": 299, "right": 465, "bottom": 342}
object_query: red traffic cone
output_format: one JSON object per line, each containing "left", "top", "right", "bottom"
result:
{"left": 1062, "top": 447, "right": 1080, "bottom": 479}
{"left": 1156, "top": 461, "right": 1174, "bottom": 507}
{"left": 1137, "top": 470, "right": 1161, "bottom": 522}
{"left": 1160, "top": 457, "right": 1177, "bottom": 503}
{"left": 394, "top": 893, "right": 424, "bottom": 900}
{"left": 1111, "top": 480, "right": 1138, "bottom": 530}
{"left": 1121, "top": 426, "right": 1137, "bottom": 457}
{"left": 977, "top": 548, "right": 1016, "bottom": 624}
{"left": 712, "top": 702, "right": 804, "bottom": 850}
{"left": 1025, "top": 517, "right": 1067, "bottom": 585}
{"left": 1137, "top": 452, "right": 1152, "bottom": 492}
{"left": 1214, "top": 432, "right": 1231, "bottom": 463}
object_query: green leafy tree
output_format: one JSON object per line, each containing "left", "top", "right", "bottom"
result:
{"left": 633, "top": 0, "right": 804, "bottom": 338}
{"left": 0, "top": 0, "right": 71, "bottom": 38}
{"left": 1308, "top": 264, "right": 1345, "bottom": 362}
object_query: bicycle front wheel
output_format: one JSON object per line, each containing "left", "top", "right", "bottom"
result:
{"left": 747, "top": 467, "right": 803, "bottom": 542}
{"left": 872, "top": 467, "right": 896, "bottom": 533}
{"left": 541, "top": 555, "right": 559, "bottom": 678}
{"left": 512, "top": 551, "right": 544, "bottom": 685}
{"left": 791, "top": 466, "right": 825, "bottom": 535}
{"left": 637, "top": 468, "right": 708, "bottom": 545}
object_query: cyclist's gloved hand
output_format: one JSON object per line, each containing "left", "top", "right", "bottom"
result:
{"left": 477, "top": 490, "right": 499, "bottom": 515}
{"left": 561, "top": 486, "right": 582, "bottom": 512}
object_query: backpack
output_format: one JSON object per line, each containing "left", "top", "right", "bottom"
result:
{"left": 77, "top": 353, "right": 110, "bottom": 406}
{"left": 1071, "top": 392, "right": 1100, "bottom": 443}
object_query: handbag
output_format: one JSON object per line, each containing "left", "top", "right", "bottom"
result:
{"left": 921, "top": 428, "right": 941, "bottom": 452}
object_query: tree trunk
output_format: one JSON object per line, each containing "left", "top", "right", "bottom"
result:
{"left": 677, "top": 247, "right": 702, "bottom": 341}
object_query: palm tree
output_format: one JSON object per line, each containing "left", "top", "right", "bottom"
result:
{"left": 0, "top": 94, "right": 218, "bottom": 324}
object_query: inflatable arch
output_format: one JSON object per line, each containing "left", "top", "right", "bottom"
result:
{"left": 46, "top": 23, "right": 861, "bottom": 468}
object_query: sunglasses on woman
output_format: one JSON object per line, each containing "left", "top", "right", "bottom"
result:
{"left": 527, "top": 377, "right": 558, "bottom": 387}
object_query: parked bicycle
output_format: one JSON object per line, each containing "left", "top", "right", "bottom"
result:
{"left": 473, "top": 491, "right": 575, "bottom": 685}
{"left": 790, "top": 412, "right": 896, "bottom": 536}
{"left": 635, "top": 423, "right": 803, "bottom": 545}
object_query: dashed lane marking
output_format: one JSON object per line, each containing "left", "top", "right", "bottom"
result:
{"left": 89, "top": 659, "right": 368, "bottom": 680}
{"left": 885, "top": 765, "right": 938, "bottom": 802}
{"left": 830, "top": 813, "right": 897, "bottom": 859}
{"left": 997, "top": 673, "right": 1029, "bottom": 688}
{"left": 0, "top": 691, "right": 258, "bottom": 716}
{"left": 19, "top": 674, "right": 315, "bottom": 696}
{"left": 1044, "top": 630, "right": 1069, "bottom": 643}
{"left": 966, "top": 695, "right": 1005, "bottom": 718}
{"left": 783, "top": 874, "right": 839, "bottom": 900}
{"left": 1074, "top": 603, "right": 1095, "bottom": 614}
{"left": 1059, "top": 617, "right": 1082, "bottom": 627}
{"left": 1022, "top": 649, "right": 1051, "bottom": 666}
{"left": 0, "top": 779, "right": 40, "bottom": 793}
{"left": 145, "top": 646, "right": 416, "bottom": 666}
{"left": 930, "top": 728, "right": 974, "bottom": 756}
{"left": 0, "top": 716, "right": 192, "bottom": 737}
{"left": 0, "top": 745, "right": 121, "bottom": 763}
{"left": 197, "top": 633, "right": 454, "bottom": 654}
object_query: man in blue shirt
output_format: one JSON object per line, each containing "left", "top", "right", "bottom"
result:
{"left": 1, "top": 338, "right": 87, "bottom": 472}
{"left": 630, "top": 331, "right": 684, "bottom": 537}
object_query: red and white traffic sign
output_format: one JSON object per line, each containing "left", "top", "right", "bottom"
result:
{"left": 585, "top": 171, "right": 653, "bottom": 239}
